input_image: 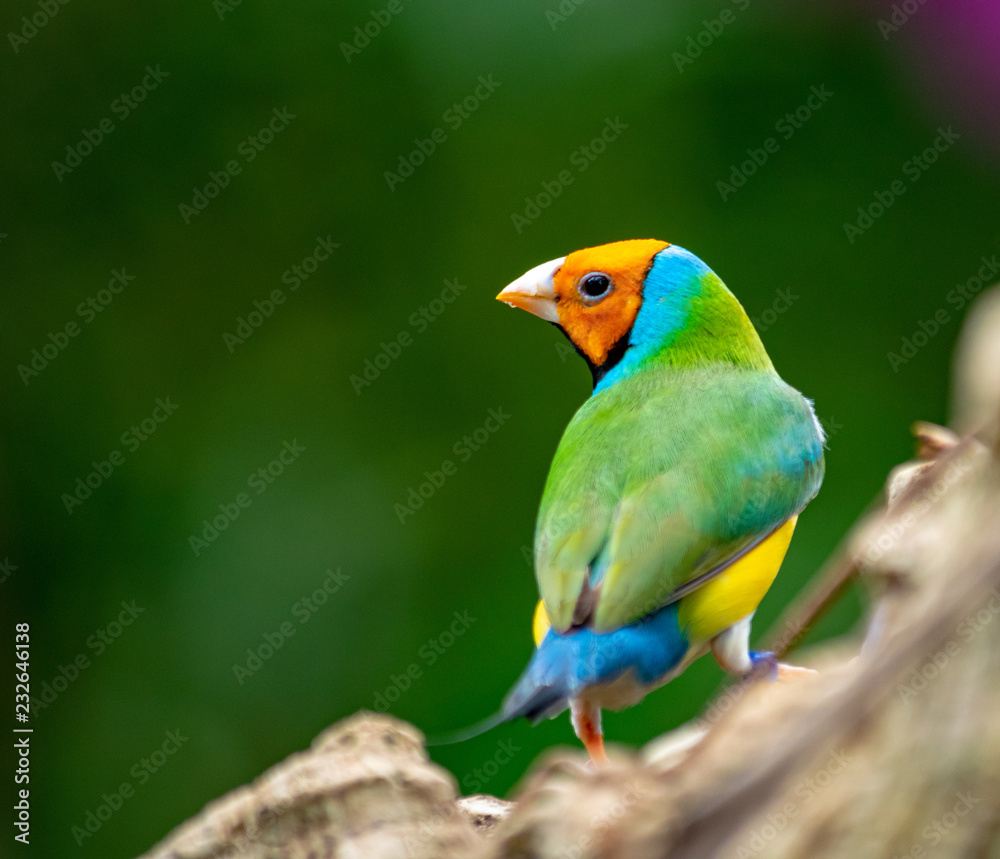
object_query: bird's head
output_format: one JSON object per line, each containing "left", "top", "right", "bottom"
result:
{"left": 497, "top": 239, "right": 771, "bottom": 389}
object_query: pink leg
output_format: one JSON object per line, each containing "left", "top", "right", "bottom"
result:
{"left": 570, "top": 700, "right": 608, "bottom": 764}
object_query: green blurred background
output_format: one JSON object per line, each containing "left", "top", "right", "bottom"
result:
{"left": 2, "top": 0, "right": 998, "bottom": 855}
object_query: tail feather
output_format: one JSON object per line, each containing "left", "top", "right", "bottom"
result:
{"left": 428, "top": 667, "right": 570, "bottom": 746}
{"left": 425, "top": 710, "right": 510, "bottom": 746}
{"left": 428, "top": 603, "right": 689, "bottom": 746}
{"left": 501, "top": 674, "right": 570, "bottom": 724}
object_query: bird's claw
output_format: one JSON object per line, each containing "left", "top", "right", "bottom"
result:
{"left": 775, "top": 663, "right": 818, "bottom": 682}
{"left": 747, "top": 650, "right": 778, "bottom": 681}
{"left": 746, "top": 651, "right": 816, "bottom": 683}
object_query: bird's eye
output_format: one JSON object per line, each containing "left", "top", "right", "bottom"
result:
{"left": 578, "top": 272, "right": 613, "bottom": 301}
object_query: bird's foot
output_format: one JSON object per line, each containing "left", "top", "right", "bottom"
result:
{"left": 746, "top": 651, "right": 816, "bottom": 683}
{"left": 746, "top": 650, "right": 778, "bottom": 682}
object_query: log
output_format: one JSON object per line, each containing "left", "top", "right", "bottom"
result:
{"left": 138, "top": 287, "right": 1000, "bottom": 859}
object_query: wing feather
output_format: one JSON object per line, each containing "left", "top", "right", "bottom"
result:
{"left": 534, "top": 366, "right": 824, "bottom": 632}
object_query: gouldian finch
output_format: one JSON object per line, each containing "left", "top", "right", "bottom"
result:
{"left": 491, "top": 239, "right": 825, "bottom": 762}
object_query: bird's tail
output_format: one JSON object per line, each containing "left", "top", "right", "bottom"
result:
{"left": 425, "top": 710, "right": 510, "bottom": 746}
{"left": 429, "top": 603, "right": 691, "bottom": 746}
{"left": 426, "top": 638, "right": 577, "bottom": 746}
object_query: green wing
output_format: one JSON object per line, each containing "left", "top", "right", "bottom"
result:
{"left": 534, "top": 365, "right": 825, "bottom": 632}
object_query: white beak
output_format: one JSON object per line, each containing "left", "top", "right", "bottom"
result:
{"left": 495, "top": 256, "right": 565, "bottom": 323}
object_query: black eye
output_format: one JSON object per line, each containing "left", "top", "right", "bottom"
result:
{"left": 578, "top": 272, "right": 612, "bottom": 300}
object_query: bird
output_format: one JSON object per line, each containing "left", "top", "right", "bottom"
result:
{"left": 478, "top": 239, "right": 826, "bottom": 763}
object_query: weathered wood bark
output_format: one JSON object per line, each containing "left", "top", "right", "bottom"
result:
{"left": 139, "top": 713, "right": 491, "bottom": 858}
{"left": 139, "top": 288, "right": 1000, "bottom": 859}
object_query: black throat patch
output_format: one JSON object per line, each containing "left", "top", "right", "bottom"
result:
{"left": 554, "top": 324, "right": 632, "bottom": 390}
